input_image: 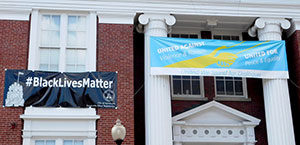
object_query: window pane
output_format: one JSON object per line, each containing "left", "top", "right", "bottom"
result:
{"left": 67, "top": 16, "right": 86, "bottom": 47}
{"left": 171, "top": 34, "right": 180, "bottom": 38}
{"left": 41, "top": 15, "right": 51, "bottom": 29}
{"left": 49, "top": 64, "right": 59, "bottom": 71}
{"left": 183, "top": 80, "right": 191, "bottom": 94}
{"left": 231, "top": 36, "right": 240, "bottom": 40}
{"left": 191, "top": 76, "right": 200, "bottom": 79}
{"left": 35, "top": 140, "right": 44, "bottom": 145}
{"left": 40, "top": 49, "right": 49, "bottom": 64}
{"left": 78, "top": 16, "right": 86, "bottom": 30}
{"left": 181, "top": 34, "right": 188, "bottom": 38}
{"left": 77, "top": 49, "right": 86, "bottom": 65}
{"left": 63, "top": 140, "right": 73, "bottom": 145}
{"left": 66, "top": 65, "right": 76, "bottom": 72}
{"left": 235, "top": 81, "right": 243, "bottom": 95}
{"left": 173, "top": 75, "right": 181, "bottom": 79}
{"left": 39, "top": 64, "right": 48, "bottom": 70}
{"left": 41, "top": 15, "right": 60, "bottom": 46}
{"left": 39, "top": 48, "right": 59, "bottom": 71}
{"left": 225, "top": 77, "right": 233, "bottom": 80}
{"left": 52, "top": 16, "right": 60, "bottom": 30}
{"left": 182, "top": 76, "right": 190, "bottom": 79}
{"left": 76, "top": 65, "right": 86, "bottom": 72}
{"left": 173, "top": 80, "right": 181, "bottom": 95}
{"left": 213, "top": 35, "right": 221, "bottom": 40}
{"left": 223, "top": 35, "right": 230, "bottom": 40}
{"left": 77, "top": 32, "right": 86, "bottom": 47}
{"left": 234, "top": 77, "right": 242, "bottom": 80}
{"left": 192, "top": 80, "right": 200, "bottom": 95}
{"left": 46, "top": 140, "right": 55, "bottom": 145}
{"left": 74, "top": 140, "right": 84, "bottom": 145}
{"left": 50, "top": 49, "right": 59, "bottom": 65}
{"left": 68, "top": 16, "right": 77, "bottom": 30}
{"left": 67, "top": 31, "right": 77, "bottom": 46}
{"left": 225, "top": 81, "right": 234, "bottom": 95}
{"left": 190, "top": 34, "right": 198, "bottom": 38}
{"left": 66, "top": 49, "right": 76, "bottom": 64}
{"left": 216, "top": 80, "right": 225, "bottom": 95}
{"left": 216, "top": 76, "right": 224, "bottom": 80}
{"left": 66, "top": 49, "right": 86, "bottom": 72}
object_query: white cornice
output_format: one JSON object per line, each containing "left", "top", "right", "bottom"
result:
{"left": 1, "top": 0, "right": 300, "bottom": 22}
{"left": 0, "top": 8, "right": 31, "bottom": 20}
{"left": 97, "top": 12, "right": 135, "bottom": 24}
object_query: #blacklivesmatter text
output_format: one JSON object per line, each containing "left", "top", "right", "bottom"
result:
{"left": 26, "top": 77, "right": 113, "bottom": 89}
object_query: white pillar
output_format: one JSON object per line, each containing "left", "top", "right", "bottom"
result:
{"left": 138, "top": 14, "right": 176, "bottom": 145}
{"left": 248, "top": 18, "right": 295, "bottom": 145}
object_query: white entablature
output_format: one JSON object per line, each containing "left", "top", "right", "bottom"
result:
{"left": 172, "top": 101, "right": 260, "bottom": 145}
{"left": 1, "top": 0, "right": 300, "bottom": 24}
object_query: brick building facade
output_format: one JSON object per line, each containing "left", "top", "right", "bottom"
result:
{"left": 0, "top": 21, "right": 135, "bottom": 145}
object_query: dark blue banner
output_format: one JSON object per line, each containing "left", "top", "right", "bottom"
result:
{"left": 3, "top": 69, "right": 117, "bottom": 108}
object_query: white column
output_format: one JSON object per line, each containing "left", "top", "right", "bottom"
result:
{"left": 138, "top": 14, "right": 176, "bottom": 145}
{"left": 28, "top": 9, "right": 39, "bottom": 70}
{"left": 22, "top": 137, "right": 31, "bottom": 145}
{"left": 248, "top": 18, "right": 295, "bottom": 145}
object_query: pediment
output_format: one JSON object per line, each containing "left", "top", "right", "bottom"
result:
{"left": 172, "top": 101, "right": 260, "bottom": 125}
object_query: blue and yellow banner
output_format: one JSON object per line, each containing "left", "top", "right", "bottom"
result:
{"left": 150, "top": 37, "right": 288, "bottom": 79}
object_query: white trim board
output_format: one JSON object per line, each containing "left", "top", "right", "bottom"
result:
{"left": 0, "top": 9, "right": 30, "bottom": 20}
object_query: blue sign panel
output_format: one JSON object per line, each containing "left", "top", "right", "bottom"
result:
{"left": 3, "top": 69, "right": 117, "bottom": 108}
{"left": 150, "top": 37, "right": 288, "bottom": 79}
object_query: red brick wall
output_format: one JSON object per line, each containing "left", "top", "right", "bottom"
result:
{"left": 0, "top": 20, "right": 30, "bottom": 145}
{"left": 97, "top": 24, "right": 134, "bottom": 145}
{"left": 286, "top": 30, "right": 300, "bottom": 145}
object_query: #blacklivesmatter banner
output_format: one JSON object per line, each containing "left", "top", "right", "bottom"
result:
{"left": 3, "top": 69, "right": 117, "bottom": 108}
{"left": 150, "top": 37, "right": 289, "bottom": 79}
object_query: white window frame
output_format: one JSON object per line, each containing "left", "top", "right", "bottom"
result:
{"left": 171, "top": 76, "right": 206, "bottom": 100}
{"left": 32, "top": 137, "right": 85, "bottom": 145}
{"left": 28, "top": 9, "right": 97, "bottom": 72}
{"left": 212, "top": 31, "right": 250, "bottom": 101}
{"left": 214, "top": 77, "right": 249, "bottom": 100}
{"left": 169, "top": 33, "right": 206, "bottom": 100}
{"left": 21, "top": 107, "right": 100, "bottom": 145}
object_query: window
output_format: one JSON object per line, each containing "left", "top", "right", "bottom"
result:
{"left": 34, "top": 139, "right": 84, "bottom": 145}
{"left": 64, "top": 140, "right": 84, "bottom": 145}
{"left": 169, "top": 33, "right": 199, "bottom": 38}
{"left": 213, "top": 33, "right": 248, "bottom": 100}
{"left": 169, "top": 33, "right": 205, "bottom": 100}
{"left": 35, "top": 140, "right": 55, "bottom": 145}
{"left": 39, "top": 14, "right": 87, "bottom": 72}
{"left": 215, "top": 77, "right": 247, "bottom": 97}
{"left": 171, "top": 76, "right": 205, "bottom": 100}
{"left": 28, "top": 10, "right": 96, "bottom": 72}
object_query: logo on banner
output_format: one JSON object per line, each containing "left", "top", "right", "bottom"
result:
{"left": 5, "top": 72, "right": 25, "bottom": 107}
{"left": 103, "top": 90, "right": 115, "bottom": 102}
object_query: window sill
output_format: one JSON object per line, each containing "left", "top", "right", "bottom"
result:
{"left": 213, "top": 97, "right": 251, "bottom": 102}
{"left": 172, "top": 96, "right": 208, "bottom": 101}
